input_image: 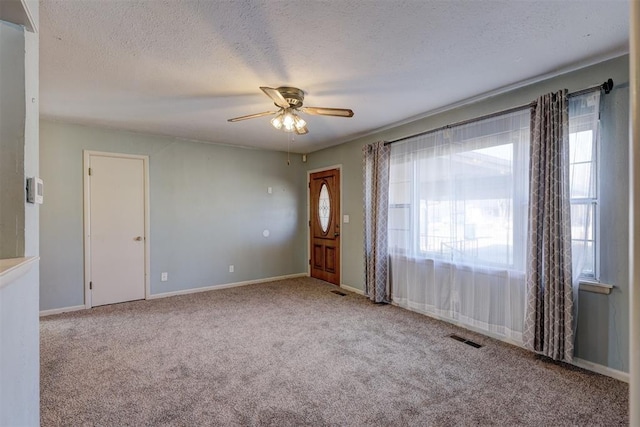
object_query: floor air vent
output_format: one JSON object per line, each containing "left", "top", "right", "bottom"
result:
{"left": 330, "top": 290, "right": 347, "bottom": 296}
{"left": 449, "top": 334, "right": 483, "bottom": 348}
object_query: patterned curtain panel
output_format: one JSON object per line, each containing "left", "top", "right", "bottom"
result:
{"left": 523, "top": 90, "right": 574, "bottom": 362}
{"left": 363, "top": 141, "right": 391, "bottom": 303}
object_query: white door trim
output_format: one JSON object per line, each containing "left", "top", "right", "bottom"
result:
{"left": 83, "top": 150, "right": 150, "bottom": 308}
{"left": 306, "top": 164, "right": 343, "bottom": 284}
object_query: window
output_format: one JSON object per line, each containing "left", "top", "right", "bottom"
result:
{"left": 389, "top": 92, "right": 601, "bottom": 277}
{"left": 569, "top": 92, "right": 601, "bottom": 279}
{"left": 389, "top": 109, "right": 531, "bottom": 271}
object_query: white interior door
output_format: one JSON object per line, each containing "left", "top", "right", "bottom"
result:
{"left": 88, "top": 154, "right": 146, "bottom": 306}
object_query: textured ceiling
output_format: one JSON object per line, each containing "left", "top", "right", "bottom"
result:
{"left": 40, "top": 0, "right": 629, "bottom": 153}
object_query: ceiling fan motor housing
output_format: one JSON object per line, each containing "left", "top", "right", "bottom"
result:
{"left": 277, "top": 87, "right": 304, "bottom": 108}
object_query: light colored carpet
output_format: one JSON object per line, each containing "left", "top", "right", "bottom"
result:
{"left": 41, "top": 277, "right": 628, "bottom": 426}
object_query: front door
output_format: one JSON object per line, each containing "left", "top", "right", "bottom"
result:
{"left": 309, "top": 168, "right": 340, "bottom": 285}
{"left": 87, "top": 153, "right": 146, "bottom": 306}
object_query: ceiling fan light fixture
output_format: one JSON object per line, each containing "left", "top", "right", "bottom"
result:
{"left": 294, "top": 116, "right": 306, "bottom": 130}
{"left": 282, "top": 109, "right": 296, "bottom": 131}
{"left": 271, "top": 115, "right": 283, "bottom": 130}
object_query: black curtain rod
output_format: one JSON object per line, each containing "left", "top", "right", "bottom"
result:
{"left": 385, "top": 78, "right": 614, "bottom": 146}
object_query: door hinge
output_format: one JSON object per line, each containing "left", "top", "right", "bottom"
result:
{"left": 89, "top": 281, "right": 93, "bottom": 290}
{"left": 309, "top": 220, "right": 311, "bottom": 227}
{"left": 309, "top": 259, "right": 311, "bottom": 265}
{"left": 308, "top": 182, "right": 310, "bottom": 188}
{"left": 88, "top": 167, "right": 92, "bottom": 176}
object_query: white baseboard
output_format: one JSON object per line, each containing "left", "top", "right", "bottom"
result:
{"left": 340, "top": 283, "right": 365, "bottom": 295}
{"left": 572, "top": 357, "right": 629, "bottom": 383}
{"left": 40, "top": 304, "right": 86, "bottom": 317}
{"left": 39, "top": 274, "right": 308, "bottom": 316}
{"left": 147, "top": 273, "right": 308, "bottom": 300}
{"left": 393, "top": 301, "right": 629, "bottom": 383}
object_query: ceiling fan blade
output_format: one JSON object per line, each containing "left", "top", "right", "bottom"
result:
{"left": 301, "top": 107, "right": 354, "bottom": 118}
{"left": 295, "top": 125, "right": 309, "bottom": 135}
{"left": 227, "top": 111, "right": 278, "bottom": 122}
{"left": 260, "top": 87, "right": 290, "bottom": 109}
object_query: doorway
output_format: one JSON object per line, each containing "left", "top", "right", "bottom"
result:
{"left": 83, "top": 151, "right": 149, "bottom": 307}
{"left": 309, "top": 168, "right": 341, "bottom": 285}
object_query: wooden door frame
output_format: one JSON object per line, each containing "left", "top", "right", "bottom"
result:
{"left": 307, "top": 164, "right": 342, "bottom": 285}
{"left": 83, "top": 150, "right": 150, "bottom": 308}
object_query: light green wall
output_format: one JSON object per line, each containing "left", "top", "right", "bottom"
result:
{"left": 40, "top": 121, "right": 307, "bottom": 310}
{"left": 304, "top": 55, "right": 630, "bottom": 372}
{"left": 0, "top": 21, "right": 26, "bottom": 258}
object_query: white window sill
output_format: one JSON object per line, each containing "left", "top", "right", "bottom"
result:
{"left": 579, "top": 280, "right": 613, "bottom": 295}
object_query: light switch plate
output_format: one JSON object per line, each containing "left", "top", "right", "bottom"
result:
{"left": 343, "top": 215, "right": 350, "bottom": 223}
{"left": 26, "top": 177, "right": 43, "bottom": 204}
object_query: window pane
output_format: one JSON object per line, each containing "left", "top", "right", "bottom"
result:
{"left": 572, "top": 240, "right": 595, "bottom": 277}
{"left": 318, "top": 183, "right": 330, "bottom": 232}
{"left": 414, "top": 143, "right": 517, "bottom": 267}
{"left": 570, "top": 163, "right": 595, "bottom": 199}
{"left": 389, "top": 107, "right": 530, "bottom": 271}
{"left": 389, "top": 181, "right": 411, "bottom": 205}
{"left": 569, "top": 130, "right": 594, "bottom": 163}
{"left": 570, "top": 203, "right": 594, "bottom": 240}
{"left": 389, "top": 206, "right": 411, "bottom": 252}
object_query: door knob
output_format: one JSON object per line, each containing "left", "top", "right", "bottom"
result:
{"left": 334, "top": 232, "right": 340, "bottom": 237}
{"left": 134, "top": 236, "right": 143, "bottom": 241}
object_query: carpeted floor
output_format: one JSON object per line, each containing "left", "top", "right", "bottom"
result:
{"left": 40, "top": 277, "right": 628, "bottom": 426}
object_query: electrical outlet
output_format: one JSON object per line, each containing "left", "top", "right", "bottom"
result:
{"left": 161, "top": 272, "right": 168, "bottom": 281}
{"left": 229, "top": 265, "right": 234, "bottom": 273}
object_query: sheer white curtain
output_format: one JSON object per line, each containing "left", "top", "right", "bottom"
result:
{"left": 568, "top": 91, "right": 601, "bottom": 334}
{"left": 389, "top": 110, "right": 530, "bottom": 342}
{"left": 568, "top": 92, "right": 600, "bottom": 282}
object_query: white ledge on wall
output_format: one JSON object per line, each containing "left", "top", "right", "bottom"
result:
{"left": 579, "top": 280, "right": 613, "bottom": 295}
{"left": 0, "top": 256, "right": 39, "bottom": 290}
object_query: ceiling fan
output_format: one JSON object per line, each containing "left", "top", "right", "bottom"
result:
{"left": 227, "top": 86, "right": 354, "bottom": 135}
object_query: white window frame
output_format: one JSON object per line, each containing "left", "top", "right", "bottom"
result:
{"left": 568, "top": 93, "right": 601, "bottom": 280}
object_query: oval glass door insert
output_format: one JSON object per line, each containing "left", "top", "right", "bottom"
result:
{"left": 318, "top": 183, "right": 331, "bottom": 232}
